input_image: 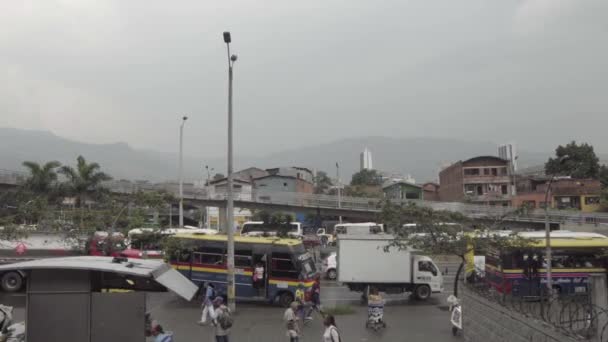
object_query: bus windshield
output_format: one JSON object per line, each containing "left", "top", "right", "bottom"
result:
{"left": 296, "top": 252, "right": 317, "bottom": 279}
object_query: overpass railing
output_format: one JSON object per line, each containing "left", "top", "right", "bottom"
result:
{"left": 42, "top": 180, "right": 608, "bottom": 225}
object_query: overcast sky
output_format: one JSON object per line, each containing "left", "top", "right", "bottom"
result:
{"left": 1, "top": 0, "right": 607, "bottom": 158}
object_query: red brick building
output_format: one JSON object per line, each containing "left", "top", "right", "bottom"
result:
{"left": 439, "top": 156, "right": 513, "bottom": 205}
{"left": 422, "top": 182, "right": 440, "bottom": 201}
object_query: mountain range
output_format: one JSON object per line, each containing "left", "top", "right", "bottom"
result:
{"left": 1, "top": 127, "right": 605, "bottom": 184}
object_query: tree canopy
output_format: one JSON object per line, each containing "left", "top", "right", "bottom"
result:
{"left": 22, "top": 160, "right": 61, "bottom": 194}
{"left": 545, "top": 141, "right": 600, "bottom": 178}
{"left": 313, "top": 171, "right": 333, "bottom": 194}
{"left": 350, "top": 169, "right": 383, "bottom": 186}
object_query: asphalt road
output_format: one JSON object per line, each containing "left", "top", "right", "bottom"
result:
{"left": 0, "top": 261, "right": 462, "bottom": 341}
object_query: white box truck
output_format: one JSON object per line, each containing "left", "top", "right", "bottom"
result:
{"left": 337, "top": 234, "right": 443, "bottom": 300}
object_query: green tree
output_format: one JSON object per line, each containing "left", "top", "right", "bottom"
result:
{"left": 545, "top": 141, "right": 600, "bottom": 178}
{"left": 350, "top": 169, "right": 382, "bottom": 186}
{"left": 22, "top": 160, "right": 61, "bottom": 194}
{"left": 599, "top": 164, "right": 608, "bottom": 189}
{"left": 59, "top": 156, "right": 113, "bottom": 208}
{"left": 313, "top": 171, "right": 333, "bottom": 194}
{"left": 379, "top": 201, "right": 530, "bottom": 296}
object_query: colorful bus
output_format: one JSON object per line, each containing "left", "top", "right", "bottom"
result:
{"left": 484, "top": 231, "right": 608, "bottom": 296}
{"left": 167, "top": 233, "right": 318, "bottom": 306}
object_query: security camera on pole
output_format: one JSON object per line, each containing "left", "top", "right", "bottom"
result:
{"left": 223, "top": 31, "right": 237, "bottom": 312}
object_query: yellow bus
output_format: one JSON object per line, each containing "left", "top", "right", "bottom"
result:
{"left": 167, "top": 233, "right": 318, "bottom": 306}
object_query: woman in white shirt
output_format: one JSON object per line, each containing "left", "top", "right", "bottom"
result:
{"left": 322, "top": 315, "right": 340, "bottom": 342}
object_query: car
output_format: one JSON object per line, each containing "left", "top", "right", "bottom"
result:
{"left": 316, "top": 228, "right": 336, "bottom": 246}
{"left": 322, "top": 252, "right": 337, "bottom": 280}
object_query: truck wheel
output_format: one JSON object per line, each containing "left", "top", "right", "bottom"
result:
{"left": 327, "top": 269, "right": 337, "bottom": 280}
{"left": 1, "top": 271, "right": 23, "bottom": 292}
{"left": 414, "top": 285, "right": 431, "bottom": 300}
{"left": 278, "top": 292, "right": 294, "bottom": 308}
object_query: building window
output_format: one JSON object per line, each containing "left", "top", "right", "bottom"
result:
{"left": 585, "top": 197, "right": 600, "bottom": 205}
{"left": 491, "top": 168, "right": 498, "bottom": 176}
{"left": 464, "top": 168, "right": 480, "bottom": 176}
{"left": 405, "top": 192, "right": 419, "bottom": 199}
{"left": 477, "top": 185, "right": 483, "bottom": 195}
{"left": 499, "top": 167, "right": 507, "bottom": 176}
{"left": 522, "top": 200, "right": 536, "bottom": 208}
{"left": 483, "top": 168, "right": 490, "bottom": 176}
{"left": 501, "top": 185, "right": 508, "bottom": 195}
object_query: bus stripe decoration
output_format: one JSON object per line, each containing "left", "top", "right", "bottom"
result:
{"left": 467, "top": 282, "right": 608, "bottom": 341}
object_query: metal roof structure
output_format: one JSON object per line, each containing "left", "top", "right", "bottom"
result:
{"left": 0, "top": 256, "right": 198, "bottom": 301}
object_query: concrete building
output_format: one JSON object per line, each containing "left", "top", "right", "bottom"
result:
{"left": 512, "top": 177, "right": 602, "bottom": 212}
{"left": 422, "top": 182, "right": 440, "bottom": 201}
{"left": 253, "top": 167, "right": 314, "bottom": 194}
{"left": 360, "top": 147, "right": 373, "bottom": 170}
{"left": 439, "top": 156, "right": 513, "bottom": 205}
{"left": 383, "top": 181, "right": 423, "bottom": 200}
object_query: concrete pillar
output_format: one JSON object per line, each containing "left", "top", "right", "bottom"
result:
{"left": 590, "top": 274, "right": 608, "bottom": 342}
{"left": 219, "top": 206, "right": 227, "bottom": 233}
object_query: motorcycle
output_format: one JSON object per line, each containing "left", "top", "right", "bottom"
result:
{"left": 0, "top": 305, "right": 25, "bottom": 342}
{"left": 447, "top": 295, "right": 462, "bottom": 336}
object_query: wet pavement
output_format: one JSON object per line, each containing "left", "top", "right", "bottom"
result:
{"left": 0, "top": 261, "right": 461, "bottom": 341}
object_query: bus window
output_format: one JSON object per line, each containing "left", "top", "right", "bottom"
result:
{"left": 194, "top": 247, "right": 224, "bottom": 265}
{"left": 235, "top": 255, "right": 252, "bottom": 268}
{"left": 271, "top": 253, "right": 299, "bottom": 279}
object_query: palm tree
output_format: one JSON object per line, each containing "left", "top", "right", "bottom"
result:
{"left": 59, "top": 155, "right": 112, "bottom": 209}
{"left": 22, "top": 160, "right": 61, "bottom": 194}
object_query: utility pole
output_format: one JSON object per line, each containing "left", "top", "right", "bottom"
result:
{"left": 179, "top": 116, "right": 188, "bottom": 228}
{"left": 336, "top": 162, "right": 342, "bottom": 224}
{"left": 223, "top": 31, "right": 237, "bottom": 312}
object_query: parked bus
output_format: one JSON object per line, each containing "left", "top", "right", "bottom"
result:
{"left": 167, "top": 233, "right": 318, "bottom": 306}
{"left": 240, "top": 221, "right": 303, "bottom": 239}
{"left": 483, "top": 231, "right": 608, "bottom": 296}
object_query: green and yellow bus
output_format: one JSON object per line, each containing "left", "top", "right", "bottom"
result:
{"left": 481, "top": 231, "right": 608, "bottom": 296}
{"left": 167, "top": 234, "right": 318, "bottom": 306}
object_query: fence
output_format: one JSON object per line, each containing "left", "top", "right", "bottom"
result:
{"left": 466, "top": 281, "right": 608, "bottom": 341}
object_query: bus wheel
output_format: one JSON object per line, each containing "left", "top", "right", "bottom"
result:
{"left": 278, "top": 292, "right": 294, "bottom": 308}
{"left": 414, "top": 285, "right": 431, "bottom": 300}
{"left": 1, "top": 272, "right": 23, "bottom": 292}
{"left": 327, "top": 269, "right": 337, "bottom": 280}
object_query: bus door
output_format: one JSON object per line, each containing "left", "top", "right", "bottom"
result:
{"left": 252, "top": 252, "right": 268, "bottom": 298}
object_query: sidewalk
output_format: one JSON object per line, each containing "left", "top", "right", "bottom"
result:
{"left": 148, "top": 294, "right": 455, "bottom": 342}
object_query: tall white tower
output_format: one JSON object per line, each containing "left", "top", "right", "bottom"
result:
{"left": 498, "top": 143, "right": 517, "bottom": 171}
{"left": 360, "top": 147, "right": 373, "bottom": 170}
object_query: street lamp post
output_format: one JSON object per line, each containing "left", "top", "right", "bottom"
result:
{"left": 336, "top": 162, "right": 342, "bottom": 224}
{"left": 544, "top": 154, "right": 569, "bottom": 294}
{"left": 223, "top": 31, "right": 237, "bottom": 312}
{"left": 205, "top": 165, "right": 214, "bottom": 228}
{"left": 179, "top": 116, "right": 188, "bottom": 228}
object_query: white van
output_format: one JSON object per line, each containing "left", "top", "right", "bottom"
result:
{"left": 334, "top": 222, "right": 384, "bottom": 235}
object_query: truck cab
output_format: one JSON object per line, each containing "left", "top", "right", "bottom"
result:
{"left": 413, "top": 255, "right": 444, "bottom": 296}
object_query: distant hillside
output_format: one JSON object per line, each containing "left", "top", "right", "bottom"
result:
{"left": 1, "top": 127, "right": 605, "bottom": 183}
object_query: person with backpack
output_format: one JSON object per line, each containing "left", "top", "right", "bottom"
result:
{"left": 283, "top": 301, "right": 300, "bottom": 342}
{"left": 198, "top": 283, "right": 216, "bottom": 325}
{"left": 208, "top": 296, "right": 232, "bottom": 342}
{"left": 322, "top": 315, "right": 340, "bottom": 342}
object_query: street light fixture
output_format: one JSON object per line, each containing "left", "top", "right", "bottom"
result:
{"left": 179, "top": 116, "right": 188, "bottom": 228}
{"left": 336, "top": 162, "right": 342, "bottom": 224}
{"left": 223, "top": 31, "right": 237, "bottom": 312}
{"left": 544, "top": 154, "right": 569, "bottom": 294}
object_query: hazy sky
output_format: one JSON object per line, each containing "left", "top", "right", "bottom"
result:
{"left": 1, "top": 0, "right": 607, "bottom": 158}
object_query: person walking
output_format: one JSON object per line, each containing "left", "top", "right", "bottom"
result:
{"left": 284, "top": 301, "right": 300, "bottom": 342}
{"left": 208, "top": 297, "right": 232, "bottom": 342}
{"left": 322, "top": 315, "right": 341, "bottom": 342}
{"left": 199, "top": 282, "right": 216, "bottom": 325}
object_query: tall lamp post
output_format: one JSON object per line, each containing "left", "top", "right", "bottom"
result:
{"left": 336, "top": 162, "right": 342, "bottom": 224}
{"left": 204, "top": 165, "right": 214, "bottom": 228}
{"left": 223, "top": 31, "right": 237, "bottom": 312}
{"left": 544, "top": 154, "right": 569, "bottom": 294}
{"left": 179, "top": 115, "right": 188, "bottom": 228}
